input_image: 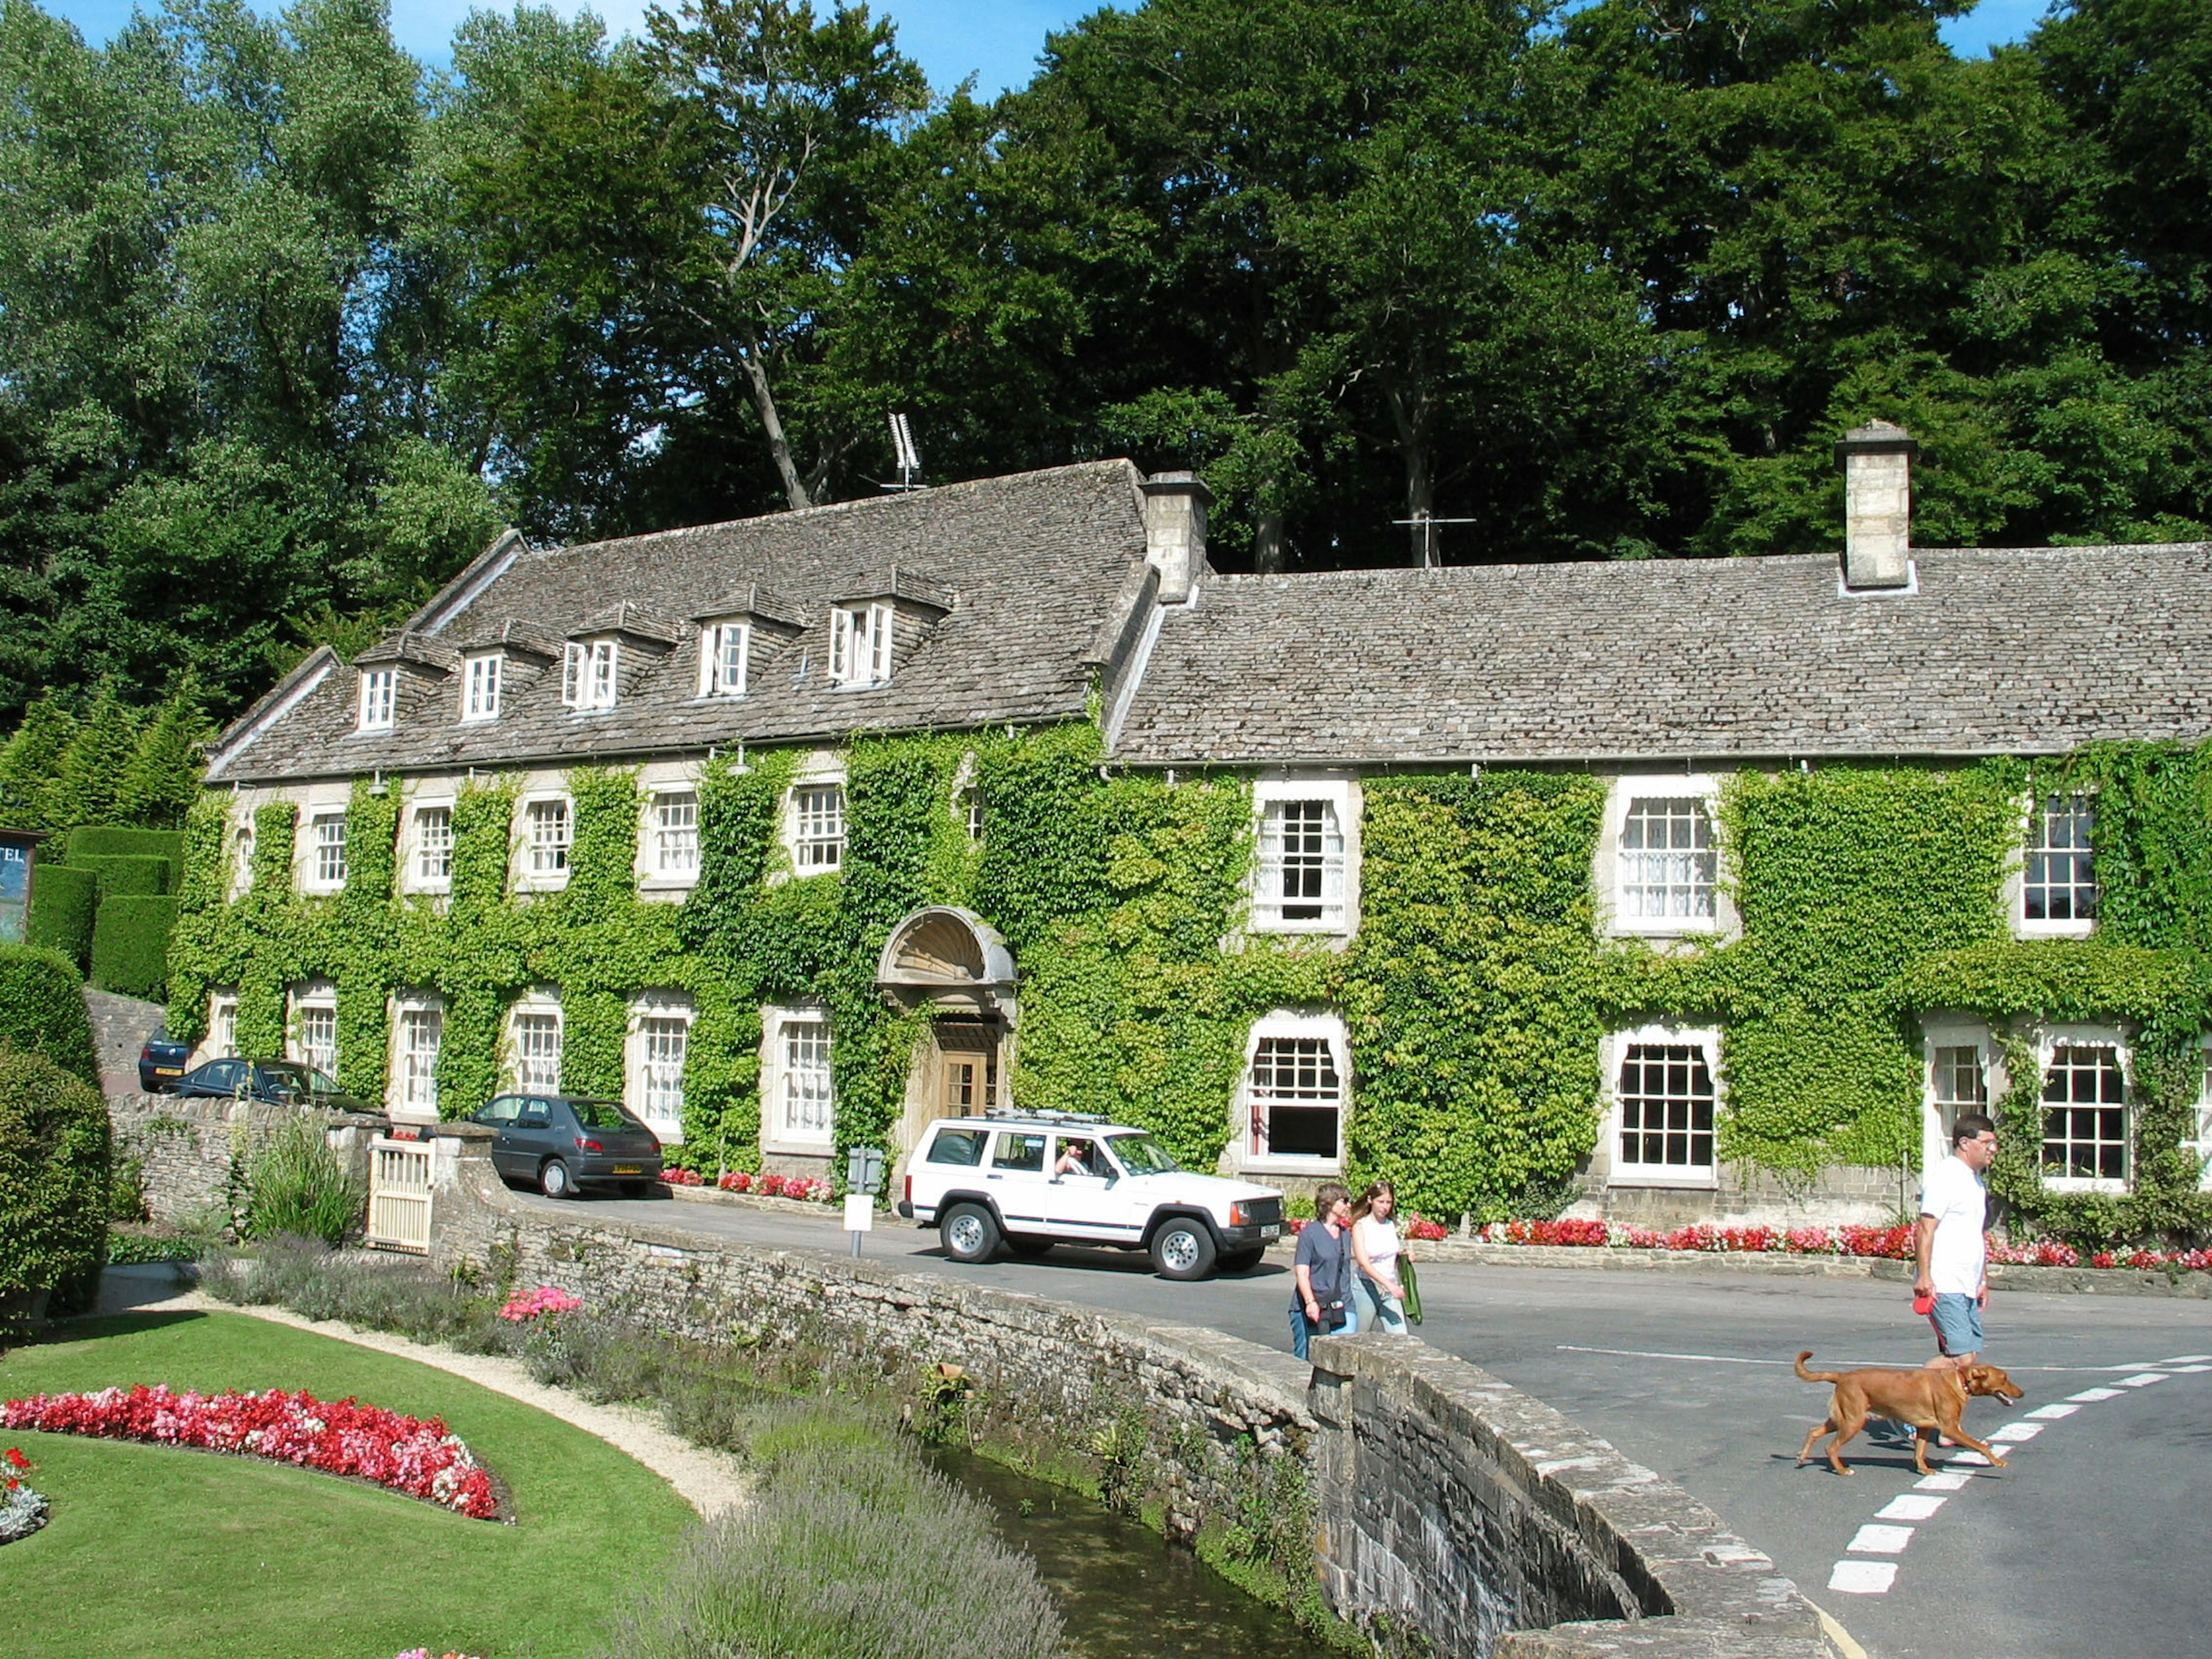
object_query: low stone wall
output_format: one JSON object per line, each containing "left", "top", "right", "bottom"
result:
{"left": 419, "top": 1132, "right": 1834, "bottom": 1659}
{"left": 109, "top": 1093, "right": 384, "bottom": 1226}
{"left": 1568, "top": 1163, "right": 1904, "bottom": 1230}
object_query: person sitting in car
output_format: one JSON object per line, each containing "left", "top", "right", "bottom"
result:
{"left": 1054, "top": 1138, "right": 1100, "bottom": 1177}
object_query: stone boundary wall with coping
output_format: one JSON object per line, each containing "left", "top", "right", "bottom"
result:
{"left": 108, "top": 1093, "right": 383, "bottom": 1226}
{"left": 418, "top": 1130, "right": 1835, "bottom": 1659}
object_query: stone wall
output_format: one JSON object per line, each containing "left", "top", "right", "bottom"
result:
{"left": 418, "top": 1132, "right": 1834, "bottom": 1659}
{"left": 110, "top": 1093, "right": 383, "bottom": 1226}
{"left": 1569, "top": 1162, "right": 1904, "bottom": 1230}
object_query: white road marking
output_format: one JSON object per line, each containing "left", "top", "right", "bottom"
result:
{"left": 2161, "top": 1354, "right": 2212, "bottom": 1364}
{"left": 2026, "top": 1403, "right": 2080, "bottom": 1419}
{"left": 1916, "top": 1470, "right": 1973, "bottom": 1491}
{"left": 1949, "top": 1450, "right": 1991, "bottom": 1465}
{"left": 2068, "top": 1387, "right": 2123, "bottom": 1402}
{"left": 1829, "top": 1560, "right": 1899, "bottom": 1595}
{"left": 1557, "top": 1344, "right": 1790, "bottom": 1365}
{"left": 2119, "top": 1371, "right": 2171, "bottom": 1388}
{"left": 1849, "top": 1524, "right": 1915, "bottom": 1555}
{"left": 1987, "top": 1422, "right": 2043, "bottom": 1443}
{"left": 2166, "top": 1363, "right": 2212, "bottom": 1374}
{"left": 1877, "top": 1495, "right": 1947, "bottom": 1520}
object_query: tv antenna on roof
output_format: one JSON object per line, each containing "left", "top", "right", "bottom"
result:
{"left": 885, "top": 412, "right": 923, "bottom": 491}
{"left": 1391, "top": 509, "right": 1476, "bottom": 569}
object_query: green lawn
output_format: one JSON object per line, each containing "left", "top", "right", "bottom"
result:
{"left": 0, "top": 1310, "right": 695, "bottom": 1659}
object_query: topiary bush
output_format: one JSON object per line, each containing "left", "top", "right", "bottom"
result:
{"left": 25, "top": 865, "right": 97, "bottom": 971}
{"left": 0, "top": 1048, "right": 111, "bottom": 1327}
{"left": 84, "top": 853, "right": 172, "bottom": 901}
{"left": 0, "top": 942, "right": 99, "bottom": 1087}
{"left": 241, "top": 1118, "right": 364, "bottom": 1247}
{"left": 90, "top": 895, "right": 178, "bottom": 1000}
{"left": 65, "top": 827, "right": 185, "bottom": 888}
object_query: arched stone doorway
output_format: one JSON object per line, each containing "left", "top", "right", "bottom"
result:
{"left": 874, "top": 907, "right": 1017, "bottom": 1158}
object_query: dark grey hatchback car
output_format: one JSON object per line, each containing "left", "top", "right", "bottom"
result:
{"left": 469, "top": 1094, "right": 664, "bottom": 1198}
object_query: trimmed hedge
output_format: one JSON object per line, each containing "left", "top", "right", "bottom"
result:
{"left": 0, "top": 1048, "right": 111, "bottom": 1323}
{"left": 25, "top": 864, "right": 97, "bottom": 971}
{"left": 84, "top": 853, "right": 172, "bottom": 900}
{"left": 0, "top": 943, "right": 99, "bottom": 1086}
{"left": 65, "top": 827, "right": 182, "bottom": 892}
{"left": 90, "top": 895, "right": 177, "bottom": 1001}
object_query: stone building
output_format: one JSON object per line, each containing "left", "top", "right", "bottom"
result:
{"left": 185, "top": 427, "right": 2212, "bottom": 1225}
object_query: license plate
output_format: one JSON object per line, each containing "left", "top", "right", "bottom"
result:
{"left": 154, "top": 1067, "right": 181, "bottom": 1076}
{"left": 1261, "top": 1224, "right": 1281, "bottom": 1238}
{"left": 612, "top": 1165, "right": 642, "bottom": 1176}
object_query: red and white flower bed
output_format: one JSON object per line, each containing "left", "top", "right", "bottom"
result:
{"left": 1, "top": 1446, "right": 48, "bottom": 1545}
{"left": 1, "top": 1386, "right": 501, "bottom": 1519}
{"left": 1468, "top": 1218, "right": 2212, "bottom": 1270}
{"left": 659, "top": 1168, "right": 836, "bottom": 1203}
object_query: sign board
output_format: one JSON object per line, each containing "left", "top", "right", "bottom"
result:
{"left": 0, "top": 832, "right": 37, "bottom": 946}
{"left": 842, "top": 1194, "right": 874, "bottom": 1233}
{"left": 846, "top": 1145, "right": 886, "bottom": 1195}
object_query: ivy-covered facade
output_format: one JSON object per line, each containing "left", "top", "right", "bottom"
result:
{"left": 177, "top": 442, "right": 2212, "bottom": 1244}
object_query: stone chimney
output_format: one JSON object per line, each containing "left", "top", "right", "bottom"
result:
{"left": 1140, "top": 472, "right": 1214, "bottom": 604}
{"left": 1834, "top": 421, "right": 1919, "bottom": 590}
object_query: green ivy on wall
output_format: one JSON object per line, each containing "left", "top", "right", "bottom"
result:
{"left": 164, "top": 728, "right": 2212, "bottom": 1245}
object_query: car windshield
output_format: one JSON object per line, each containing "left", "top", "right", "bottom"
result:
{"left": 566, "top": 1099, "right": 638, "bottom": 1130}
{"left": 1105, "top": 1132, "right": 1180, "bottom": 1175}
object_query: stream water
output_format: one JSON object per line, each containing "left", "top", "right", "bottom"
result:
{"left": 937, "top": 1449, "right": 1330, "bottom": 1659}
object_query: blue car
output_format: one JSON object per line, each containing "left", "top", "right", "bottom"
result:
{"left": 469, "top": 1094, "right": 664, "bottom": 1199}
{"left": 138, "top": 1026, "right": 191, "bottom": 1092}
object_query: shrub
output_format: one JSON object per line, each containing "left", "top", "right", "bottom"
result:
{"left": 0, "top": 943, "right": 99, "bottom": 1086}
{"left": 90, "top": 895, "right": 177, "bottom": 1000}
{"left": 241, "top": 1119, "right": 364, "bottom": 1247}
{"left": 63, "top": 827, "right": 185, "bottom": 887}
{"left": 0, "top": 1049, "right": 111, "bottom": 1324}
{"left": 82, "top": 854, "right": 172, "bottom": 900}
{"left": 24, "top": 865, "right": 97, "bottom": 971}
{"left": 600, "top": 1435, "right": 1065, "bottom": 1659}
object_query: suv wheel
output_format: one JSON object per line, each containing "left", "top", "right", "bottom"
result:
{"left": 540, "top": 1158, "right": 575, "bottom": 1199}
{"left": 1149, "top": 1218, "right": 1217, "bottom": 1281}
{"left": 942, "top": 1202, "right": 1002, "bottom": 1264}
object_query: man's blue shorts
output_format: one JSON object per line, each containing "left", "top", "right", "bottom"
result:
{"left": 1930, "top": 1291, "right": 1985, "bottom": 1355}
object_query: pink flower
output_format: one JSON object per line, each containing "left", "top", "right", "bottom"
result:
{"left": 498, "top": 1286, "right": 582, "bottom": 1323}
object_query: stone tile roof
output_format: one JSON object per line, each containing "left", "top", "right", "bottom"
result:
{"left": 1108, "top": 543, "right": 2212, "bottom": 766}
{"left": 207, "top": 461, "right": 1149, "bottom": 783}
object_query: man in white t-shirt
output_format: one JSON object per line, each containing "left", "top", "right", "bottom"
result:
{"left": 1915, "top": 1112, "right": 1998, "bottom": 1366}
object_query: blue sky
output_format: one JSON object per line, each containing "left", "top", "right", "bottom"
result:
{"left": 38, "top": 0, "right": 2058, "bottom": 97}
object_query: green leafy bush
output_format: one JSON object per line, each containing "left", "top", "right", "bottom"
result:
{"left": 90, "top": 895, "right": 178, "bottom": 999}
{"left": 82, "top": 854, "right": 172, "bottom": 900}
{"left": 65, "top": 826, "right": 185, "bottom": 882}
{"left": 25, "top": 864, "right": 97, "bottom": 971}
{"left": 241, "top": 1118, "right": 364, "bottom": 1247}
{"left": 0, "top": 1048, "right": 111, "bottom": 1323}
{"left": 0, "top": 942, "right": 99, "bottom": 1086}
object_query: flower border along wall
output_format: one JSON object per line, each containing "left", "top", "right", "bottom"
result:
{"left": 164, "top": 723, "right": 2212, "bottom": 1248}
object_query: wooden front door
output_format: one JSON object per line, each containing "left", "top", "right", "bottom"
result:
{"left": 934, "top": 1018, "right": 1001, "bottom": 1119}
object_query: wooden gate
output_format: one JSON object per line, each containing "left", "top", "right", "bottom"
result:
{"left": 365, "top": 1136, "right": 434, "bottom": 1253}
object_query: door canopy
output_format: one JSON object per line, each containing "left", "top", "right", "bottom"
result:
{"left": 874, "top": 907, "right": 1017, "bottom": 1018}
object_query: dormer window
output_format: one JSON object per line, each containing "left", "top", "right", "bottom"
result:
{"left": 699, "top": 621, "right": 750, "bottom": 698}
{"left": 829, "top": 603, "right": 892, "bottom": 688}
{"left": 562, "top": 639, "right": 618, "bottom": 710}
{"left": 358, "top": 669, "right": 396, "bottom": 731}
{"left": 462, "top": 653, "right": 502, "bottom": 721}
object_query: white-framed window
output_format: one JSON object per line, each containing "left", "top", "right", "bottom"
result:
{"left": 562, "top": 639, "right": 618, "bottom": 710}
{"left": 652, "top": 790, "right": 699, "bottom": 879}
{"left": 1619, "top": 797, "right": 1717, "bottom": 923}
{"left": 305, "top": 812, "right": 348, "bottom": 892}
{"left": 288, "top": 982, "right": 338, "bottom": 1078}
{"left": 762, "top": 1005, "right": 835, "bottom": 1149}
{"left": 524, "top": 797, "right": 571, "bottom": 881}
{"left": 358, "top": 668, "right": 396, "bottom": 731}
{"left": 1921, "top": 1021, "right": 1997, "bottom": 1176}
{"left": 2192, "top": 1040, "right": 2212, "bottom": 1194}
{"left": 507, "top": 998, "right": 563, "bottom": 1093}
{"left": 1251, "top": 779, "right": 1354, "bottom": 935}
{"left": 412, "top": 804, "right": 454, "bottom": 888}
{"left": 207, "top": 991, "right": 239, "bottom": 1062}
{"left": 461, "top": 653, "right": 502, "bottom": 721}
{"left": 392, "top": 996, "right": 444, "bottom": 1118}
{"left": 627, "top": 994, "right": 693, "bottom": 1142}
{"left": 959, "top": 785, "right": 982, "bottom": 843}
{"left": 2021, "top": 793, "right": 2097, "bottom": 934}
{"left": 229, "top": 817, "right": 255, "bottom": 901}
{"left": 828, "top": 603, "right": 892, "bottom": 687}
{"left": 1605, "top": 1025, "right": 1721, "bottom": 1185}
{"left": 698, "top": 621, "right": 750, "bottom": 698}
{"left": 1238, "top": 1013, "right": 1349, "bottom": 1169}
{"left": 2039, "top": 1032, "right": 2129, "bottom": 1191}
{"left": 791, "top": 782, "right": 845, "bottom": 872}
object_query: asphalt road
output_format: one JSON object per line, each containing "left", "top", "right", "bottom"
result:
{"left": 522, "top": 1191, "right": 2212, "bottom": 1659}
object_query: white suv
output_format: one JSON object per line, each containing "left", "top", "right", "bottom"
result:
{"left": 897, "top": 1111, "right": 1286, "bottom": 1280}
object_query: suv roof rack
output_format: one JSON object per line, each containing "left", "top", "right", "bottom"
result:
{"left": 980, "top": 1107, "right": 1112, "bottom": 1125}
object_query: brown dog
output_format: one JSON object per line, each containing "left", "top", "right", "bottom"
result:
{"left": 1794, "top": 1351, "right": 2025, "bottom": 1476}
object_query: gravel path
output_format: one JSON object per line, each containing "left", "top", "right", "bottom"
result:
{"left": 107, "top": 1279, "right": 747, "bottom": 1520}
